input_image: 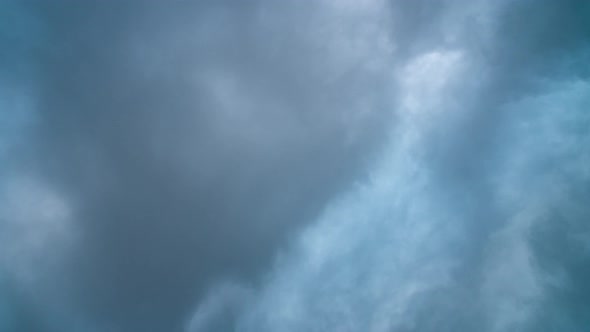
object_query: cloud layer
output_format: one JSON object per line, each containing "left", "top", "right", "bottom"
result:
{"left": 1, "top": 1, "right": 589, "bottom": 331}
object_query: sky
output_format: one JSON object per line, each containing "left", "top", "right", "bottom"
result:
{"left": 0, "top": 1, "right": 589, "bottom": 331}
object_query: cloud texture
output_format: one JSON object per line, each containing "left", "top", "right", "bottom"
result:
{"left": 1, "top": 1, "right": 589, "bottom": 331}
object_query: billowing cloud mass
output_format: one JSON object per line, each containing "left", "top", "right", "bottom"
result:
{"left": 1, "top": 1, "right": 589, "bottom": 331}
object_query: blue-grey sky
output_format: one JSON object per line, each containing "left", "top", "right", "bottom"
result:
{"left": 1, "top": 1, "right": 589, "bottom": 331}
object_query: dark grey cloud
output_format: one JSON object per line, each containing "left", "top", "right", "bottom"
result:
{"left": 3, "top": 1, "right": 393, "bottom": 331}
{"left": 1, "top": 1, "right": 589, "bottom": 332}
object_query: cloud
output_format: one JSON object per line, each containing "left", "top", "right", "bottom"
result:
{"left": 1, "top": 0, "right": 395, "bottom": 330}
{"left": 1, "top": 0, "right": 589, "bottom": 331}
{"left": 188, "top": 2, "right": 590, "bottom": 331}
{"left": 228, "top": 47, "right": 474, "bottom": 332}
{"left": 186, "top": 281, "right": 253, "bottom": 332}
{"left": 0, "top": 175, "right": 72, "bottom": 280}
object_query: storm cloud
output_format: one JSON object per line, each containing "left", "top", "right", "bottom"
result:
{"left": 1, "top": 1, "right": 589, "bottom": 332}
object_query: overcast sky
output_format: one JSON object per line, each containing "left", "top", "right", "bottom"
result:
{"left": 1, "top": 1, "right": 589, "bottom": 331}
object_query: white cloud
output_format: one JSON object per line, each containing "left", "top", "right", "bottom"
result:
{"left": 186, "top": 281, "right": 253, "bottom": 332}
{"left": 220, "top": 49, "right": 468, "bottom": 332}
{"left": 0, "top": 175, "right": 74, "bottom": 285}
